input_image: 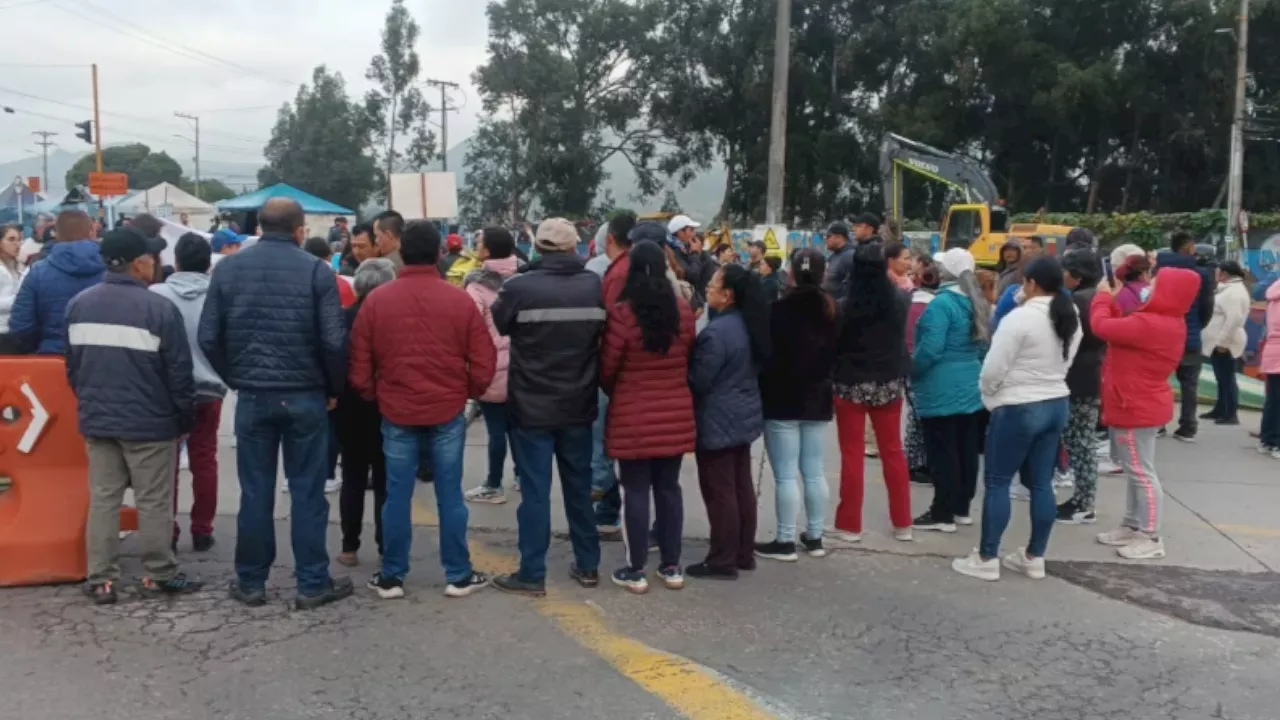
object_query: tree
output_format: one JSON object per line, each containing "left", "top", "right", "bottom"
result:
{"left": 66, "top": 144, "right": 182, "bottom": 190}
{"left": 365, "top": 0, "right": 436, "bottom": 198}
{"left": 181, "top": 178, "right": 236, "bottom": 203}
{"left": 460, "top": 117, "right": 530, "bottom": 225}
{"left": 259, "top": 66, "right": 380, "bottom": 211}
{"left": 475, "top": 0, "right": 685, "bottom": 216}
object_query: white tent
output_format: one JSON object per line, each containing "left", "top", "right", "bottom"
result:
{"left": 114, "top": 182, "right": 216, "bottom": 230}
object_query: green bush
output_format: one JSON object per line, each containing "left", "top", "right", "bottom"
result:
{"left": 1004, "top": 209, "right": 1280, "bottom": 249}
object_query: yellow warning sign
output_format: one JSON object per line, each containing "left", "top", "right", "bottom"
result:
{"left": 763, "top": 227, "right": 783, "bottom": 259}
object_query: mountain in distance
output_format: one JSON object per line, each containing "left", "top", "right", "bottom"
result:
{"left": 0, "top": 148, "right": 262, "bottom": 198}
{"left": 426, "top": 137, "right": 728, "bottom": 221}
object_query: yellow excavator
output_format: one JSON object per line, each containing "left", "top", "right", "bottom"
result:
{"left": 881, "top": 134, "right": 1073, "bottom": 265}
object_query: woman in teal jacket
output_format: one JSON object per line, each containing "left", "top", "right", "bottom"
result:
{"left": 911, "top": 249, "right": 990, "bottom": 533}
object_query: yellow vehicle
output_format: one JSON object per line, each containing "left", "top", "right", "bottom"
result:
{"left": 882, "top": 134, "right": 1070, "bottom": 265}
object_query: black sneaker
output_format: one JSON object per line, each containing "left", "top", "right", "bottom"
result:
{"left": 910, "top": 469, "right": 932, "bottom": 485}
{"left": 1156, "top": 427, "right": 1168, "bottom": 438}
{"left": 1173, "top": 428, "right": 1196, "bottom": 443}
{"left": 569, "top": 566, "right": 599, "bottom": 588}
{"left": 367, "top": 572, "right": 405, "bottom": 600}
{"left": 1055, "top": 499, "right": 1097, "bottom": 525}
{"left": 738, "top": 557, "right": 757, "bottom": 571}
{"left": 83, "top": 580, "right": 117, "bottom": 605}
{"left": 753, "top": 540, "right": 798, "bottom": 562}
{"left": 1215, "top": 417, "right": 1240, "bottom": 426}
{"left": 1199, "top": 410, "right": 1220, "bottom": 420}
{"left": 140, "top": 573, "right": 205, "bottom": 597}
{"left": 798, "top": 532, "right": 827, "bottom": 558}
{"left": 227, "top": 580, "right": 267, "bottom": 607}
{"left": 445, "top": 572, "right": 490, "bottom": 598}
{"left": 295, "top": 577, "right": 354, "bottom": 610}
{"left": 611, "top": 567, "right": 649, "bottom": 594}
{"left": 192, "top": 534, "right": 215, "bottom": 552}
{"left": 417, "top": 467, "right": 434, "bottom": 484}
{"left": 493, "top": 573, "right": 546, "bottom": 597}
{"left": 912, "top": 511, "right": 957, "bottom": 533}
{"left": 685, "top": 562, "right": 738, "bottom": 580}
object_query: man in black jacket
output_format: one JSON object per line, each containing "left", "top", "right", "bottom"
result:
{"left": 199, "top": 197, "right": 352, "bottom": 610}
{"left": 490, "top": 217, "right": 606, "bottom": 596}
{"left": 66, "top": 228, "right": 201, "bottom": 604}
{"left": 1156, "top": 231, "right": 1216, "bottom": 442}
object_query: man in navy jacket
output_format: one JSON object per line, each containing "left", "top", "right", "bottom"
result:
{"left": 1156, "top": 231, "right": 1216, "bottom": 441}
{"left": 65, "top": 228, "right": 200, "bottom": 605}
{"left": 9, "top": 209, "right": 104, "bottom": 354}
{"left": 199, "top": 197, "right": 352, "bottom": 610}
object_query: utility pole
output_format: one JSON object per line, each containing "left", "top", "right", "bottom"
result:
{"left": 31, "top": 131, "right": 57, "bottom": 192}
{"left": 765, "top": 0, "right": 792, "bottom": 226}
{"left": 1226, "top": 0, "right": 1250, "bottom": 259}
{"left": 424, "top": 79, "right": 460, "bottom": 171}
{"left": 175, "top": 111, "right": 201, "bottom": 198}
{"left": 91, "top": 63, "right": 102, "bottom": 173}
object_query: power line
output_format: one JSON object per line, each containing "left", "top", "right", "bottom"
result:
{"left": 53, "top": 0, "right": 297, "bottom": 89}
{"left": 0, "top": 85, "right": 268, "bottom": 144}
{"left": 2, "top": 103, "right": 265, "bottom": 159}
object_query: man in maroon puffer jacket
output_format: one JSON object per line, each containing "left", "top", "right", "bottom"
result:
{"left": 349, "top": 220, "right": 497, "bottom": 600}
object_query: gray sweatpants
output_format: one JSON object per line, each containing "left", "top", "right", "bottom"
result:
{"left": 86, "top": 438, "right": 180, "bottom": 584}
{"left": 1109, "top": 427, "right": 1163, "bottom": 535}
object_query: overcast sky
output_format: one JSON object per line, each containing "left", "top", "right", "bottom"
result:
{"left": 0, "top": 0, "right": 488, "bottom": 182}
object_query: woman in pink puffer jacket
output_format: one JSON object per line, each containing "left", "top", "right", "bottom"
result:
{"left": 462, "top": 229, "right": 520, "bottom": 503}
{"left": 1257, "top": 280, "right": 1280, "bottom": 456}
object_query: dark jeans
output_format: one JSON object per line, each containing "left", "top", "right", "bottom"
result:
{"left": 381, "top": 415, "right": 471, "bottom": 583}
{"left": 234, "top": 390, "right": 333, "bottom": 596}
{"left": 1261, "top": 375, "right": 1280, "bottom": 447}
{"left": 1209, "top": 350, "right": 1239, "bottom": 421}
{"left": 618, "top": 456, "right": 683, "bottom": 571}
{"left": 479, "top": 401, "right": 513, "bottom": 489}
{"left": 510, "top": 424, "right": 600, "bottom": 583}
{"left": 979, "top": 398, "right": 1069, "bottom": 560}
{"left": 1175, "top": 352, "right": 1202, "bottom": 434}
{"left": 327, "top": 411, "right": 341, "bottom": 480}
{"left": 339, "top": 413, "right": 386, "bottom": 554}
{"left": 920, "top": 412, "right": 982, "bottom": 523}
{"left": 695, "top": 444, "right": 756, "bottom": 571}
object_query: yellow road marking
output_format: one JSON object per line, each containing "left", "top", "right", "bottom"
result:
{"left": 1218, "top": 523, "right": 1280, "bottom": 539}
{"left": 412, "top": 498, "right": 777, "bottom": 720}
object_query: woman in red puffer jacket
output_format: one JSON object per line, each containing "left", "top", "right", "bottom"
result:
{"left": 600, "top": 240, "right": 697, "bottom": 594}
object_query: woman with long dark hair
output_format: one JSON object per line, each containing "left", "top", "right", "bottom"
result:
{"left": 688, "top": 263, "right": 770, "bottom": 579}
{"left": 911, "top": 249, "right": 990, "bottom": 534}
{"left": 831, "top": 244, "right": 913, "bottom": 543}
{"left": 0, "top": 224, "right": 22, "bottom": 354}
{"left": 600, "top": 241, "right": 697, "bottom": 593}
{"left": 755, "top": 248, "right": 838, "bottom": 561}
{"left": 953, "top": 257, "right": 1081, "bottom": 581}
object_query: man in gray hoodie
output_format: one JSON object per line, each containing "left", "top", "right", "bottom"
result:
{"left": 151, "top": 233, "right": 228, "bottom": 552}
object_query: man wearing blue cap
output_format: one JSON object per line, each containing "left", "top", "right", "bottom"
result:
{"left": 210, "top": 229, "right": 242, "bottom": 267}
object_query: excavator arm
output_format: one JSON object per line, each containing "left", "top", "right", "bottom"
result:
{"left": 880, "top": 133, "right": 1001, "bottom": 223}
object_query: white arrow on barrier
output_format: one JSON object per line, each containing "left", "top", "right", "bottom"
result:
{"left": 17, "top": 382, "right": 48, "bottom": 455}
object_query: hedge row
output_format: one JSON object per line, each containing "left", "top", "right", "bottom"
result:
{"left": 1005, "top": 209, "right": 1280, "bottom": 249}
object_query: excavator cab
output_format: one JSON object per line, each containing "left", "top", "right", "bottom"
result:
{"left": 940, "top": 204, "right": 1009, "bottom": 264}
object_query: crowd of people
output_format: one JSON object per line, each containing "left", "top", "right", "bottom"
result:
{"left": 0, "top": 198, "right": 1269, "bottom": 604}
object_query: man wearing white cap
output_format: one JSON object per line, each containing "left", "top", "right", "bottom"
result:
{"left": 667, "top": 214, "right": 714, "bottom": 296}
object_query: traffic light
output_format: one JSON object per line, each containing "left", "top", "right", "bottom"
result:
{"left": 75, "top": 120, "right": 93, "bottom": 145}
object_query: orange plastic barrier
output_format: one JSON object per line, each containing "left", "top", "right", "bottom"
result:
{"left": 0, "top": 357, "right": 137, "bottom": 587}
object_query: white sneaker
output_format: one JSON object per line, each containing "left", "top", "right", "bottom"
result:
{"left": 951, "top": 550, "right": 1000, "bottom": 581}
{"left": 1010, "top": 485, "right": 1031, "bottom": 501}
{"left": 1117, "top": 536, "right": 1166, "bottom": 560}
{"left": 1271, "top": 449, "right": 1280, "bottom": 461}
{"left": 828, "top": 530, "right": 862, "bottom": 544}
{"left": 954, "top": 515, "right": 974, "bottom": 526}
{"left": 1256, "top": 442, "right": 1274, "bottom": 455}
{"left": 464, "top": 485, "right": 507, "bottom": 504}
{"left": 178, "top": 448, "right": 190, "bottom": 471}
{"left": 1052, "top": 469, "right": 1075, "bottom": 489}
{"left": 1001, "top": 548, "right": 1046, "bottom": 579}
{"left": 1097, "top": 459, "right": 1124, "bottom": 475}
{"left": 893, "top": 527, "right": 913, "bottom": 542}
{"left": 324, "top": 478, "right": 342, "bottom": 494}
{"left": 1096, "top": 527, "right": 1143, "bottom": 547}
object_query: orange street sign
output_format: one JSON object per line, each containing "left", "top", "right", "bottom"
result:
{"left": 88, "top": 171, "right": 128, "bottom": 197}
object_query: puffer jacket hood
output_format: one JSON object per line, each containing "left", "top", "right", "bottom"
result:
{"left": 47, "top": 239, "right": 106, "bottom": 277}
{"left": 1144, "top": 266, "right": 1200, "bottom": 318}
{"left": 464, "top": 256, "right": 519, "bottom": 293}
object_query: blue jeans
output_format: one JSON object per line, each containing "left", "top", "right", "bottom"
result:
{"left": 381, "top": 414, "right": 471, "bottom": 583}
{"left": 510, "top": 424, "right": 600, "bottom": 582}
{"left": 591, "top": 390, "right": 620, "bottom": 526}
{"left": 979, "top": 397, "right": 1069, "bottom": 559}
{"left": 763, "top": 420, "right": 830, "bottom": 543}
{"left": 233, "top": 390, "right": 332, "bottom": 596}
{"left": 479, "top": 401, "right": 513, "bottom": 489}
{"left": 1261, "top": 375, "right": 1280, "bottom": 447}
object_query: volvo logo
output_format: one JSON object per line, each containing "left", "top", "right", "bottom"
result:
{"left": 907, "top": 158, "right": 941, "bottom": 174}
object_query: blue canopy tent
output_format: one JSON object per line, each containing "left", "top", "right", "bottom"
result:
{"left": 216, "top": 184, "right": 354, "bottom": 239}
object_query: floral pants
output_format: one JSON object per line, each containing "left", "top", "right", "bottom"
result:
{"left": 1064, "top": 396, "right": 1101, "bottom": 510}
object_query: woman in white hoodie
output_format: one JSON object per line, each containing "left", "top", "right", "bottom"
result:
{"left": 0, "top": 224, "right": 22, "bottom": 353}
{"left": 1200, "top": 260, "right": 1250, "bottom": 426}
{"left": 953, "top": 257, "right": 1082, "bottom": 582}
